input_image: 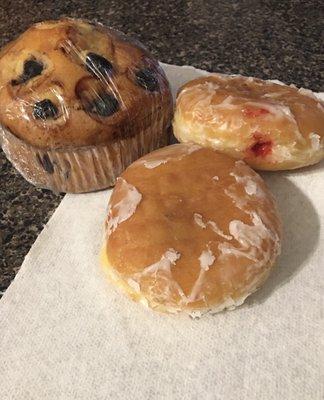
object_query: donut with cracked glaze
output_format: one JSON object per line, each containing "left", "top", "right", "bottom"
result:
{"left": 173, "top": 74, "right": 324, "bottom": 170}
{"left": 101, "top": 143, "right": 282, "bottom": 316}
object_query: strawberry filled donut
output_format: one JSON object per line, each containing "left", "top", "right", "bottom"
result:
{"left": 173, "top": 74, "right": 324, "bottom": 170}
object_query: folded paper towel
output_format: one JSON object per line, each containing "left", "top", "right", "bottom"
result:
{"left": 0, "top": 63, "right": 323, "bottom": 400}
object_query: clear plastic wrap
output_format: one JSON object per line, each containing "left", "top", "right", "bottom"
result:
{"left": 0, "top": 18, "right": 173, "bottom": 193}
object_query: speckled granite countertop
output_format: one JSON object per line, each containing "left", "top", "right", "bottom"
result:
{"left": 0, "top": 0, "right": 322, "bottom": 295}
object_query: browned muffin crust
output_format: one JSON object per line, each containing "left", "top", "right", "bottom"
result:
{"left": 0, "top": 18, "right": 172, "bottom": 149}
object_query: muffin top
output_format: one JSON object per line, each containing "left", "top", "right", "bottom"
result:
{"left": 0, "top": 19, "right": 172, "bottom": 149}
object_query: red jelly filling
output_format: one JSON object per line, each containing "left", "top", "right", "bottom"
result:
{"left": 243, "top": 107, "right": 270, "bottom": 117}
{"left": 250, "top": 140, "right": 272, "bottom": 157}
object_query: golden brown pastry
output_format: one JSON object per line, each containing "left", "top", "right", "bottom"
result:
{"left": 173, "top": 74, "right": 324, "bottom": 170}
{"left": 102, "top": 143, "right": 282, "bottom": 316}
{"left": 0, "top": 18, "right": 172, "bottom": 192}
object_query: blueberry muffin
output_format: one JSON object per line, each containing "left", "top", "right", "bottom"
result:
{"left": 0, "top": 18, "right": 172, "bottom": 193}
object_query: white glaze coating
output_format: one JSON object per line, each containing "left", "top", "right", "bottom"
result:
{"left": 106, "top": 178, "right": 142, "bottom": 236}
{"left": 208, "top": 221, "right": 233, "bottom": 240}
{"left": 193, "top": 213, "right": 232, "bottom": 240}
{"left": 220, "top": 161, "right": 281, "bottom": 267}
{"left": 186, "top": 248, "right": 215, "bottom": 304}
{"left": 199, "top": 248, "right": 216, "bottom": 271}
{"left": 127, "top": 278, "right": 141, "bottom": 293}
{"left": 193, "top": 213, "right": 206, "bottom": 229}
{"left": 229, "top": 212, "right": 271, "bottom": 249}
{"left": 143, "top": 159, "right": 168, "bottom": 169}
{"left": 218, "top": 211, "right": 280, "bottom": 269}
{"left": 229, "top": 170, "right": 265, "bottom": 198}
{"left": 298, "top": 87, "right": 319, "bottom": 100}
{"left": 130, "top": 248, "right": 187, "bottom": 311}
{"left": 309, "top": 132, "right": 321, "bottom": 150}
{"left": 139, "top": 248, "right": 180, "bottom": 276}
{"left": 140, "top": 143, "right": 202, "bottom": 169}
{"left": 188, "top": 292, "right": 251, "bottom": 319}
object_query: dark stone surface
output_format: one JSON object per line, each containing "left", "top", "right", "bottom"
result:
{"left": 0, "top": 0, "right": 322, "bottom": 294}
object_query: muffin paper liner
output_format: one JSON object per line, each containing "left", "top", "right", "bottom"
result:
{"left": 0, "top": 112, "right": 170, "bottom": 193}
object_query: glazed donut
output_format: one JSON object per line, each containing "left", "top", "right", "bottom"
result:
{"left": 173, "top": 74, "right": 324, "bottom": 170}
{"left": 102, "top": 143, "right": 282, "bottom": 316}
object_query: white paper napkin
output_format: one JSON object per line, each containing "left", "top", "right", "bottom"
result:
{"left": 0, "top": 63, "right": 323, "bottom": 400}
